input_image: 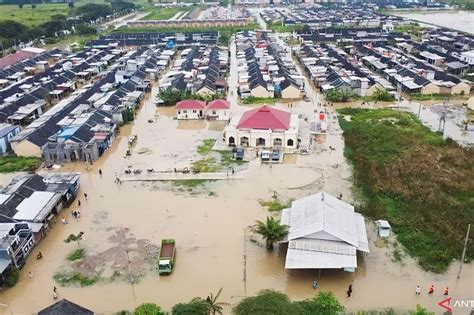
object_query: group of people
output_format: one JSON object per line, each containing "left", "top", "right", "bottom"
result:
{"left": 416, "top": 285, "right": 449, "bottom": 296}
{"left": 71, "top": 210, "right": 81, "bottom": 219}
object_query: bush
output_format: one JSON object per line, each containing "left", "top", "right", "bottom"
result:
{"left": 372, "top": 88, "right": 395, "bottom": 102}
{"left": 4, "top": 267, "right": 20, "bottom": 287}
{"left": 134, "top": 303, "right": 165, "bottom": 315}
{"left": 233, "top": 290, "right": 295, "bottom": 315}
{"left": 172, "top": 298, "right": 209, "bottom": 315}
{"left": 66, "top": 248, "right": 85, "bottom": 261}
{"left": 324, "top": 88, "right": 356, "bottom": 102}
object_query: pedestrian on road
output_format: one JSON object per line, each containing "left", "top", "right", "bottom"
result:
{"left": 347, "top": 284, "right": 352, "bottom": 297}
{"left": 428, "top": 285, "right": 434, "bottom": 295}
{"left": 444, "top": 287, "right": 449, "bottom": 296}
{"left": 84, "top": 192, "right": 88, "bottom": 200}
{"left": 53, "top": 286, "right": 58, "bottom": 300}
{"left": 28, "top": 271, "right": 33, "bottom": 278}
{"left": 312, "top": 280, "right": 318, "bottom": 289}
{"left": 415, "top": 285, "right": 421, "bottom": 295}
{"left": 232, "top": 168, "right": 235, "bottom": 175}
{"left": 99, "top": 169, "right": 102, "bottom": 176}
{"left": 78, "top": 200, "right": 81, "bottom": 207}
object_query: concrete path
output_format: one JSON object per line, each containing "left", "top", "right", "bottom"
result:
{"left": 121, "top": 172, "right": 243, "bottom": 182}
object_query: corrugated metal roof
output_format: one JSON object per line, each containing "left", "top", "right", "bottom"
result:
{"left": 281, "top": 192, "right": 369, "bottom": 269}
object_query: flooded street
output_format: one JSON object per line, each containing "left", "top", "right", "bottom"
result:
{"left": 0, "top": 35, "right": 473, "bottom": 315}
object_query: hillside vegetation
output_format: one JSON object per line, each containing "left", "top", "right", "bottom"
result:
{"left": 339, "top": 108, "right": 474, "bottom": 273}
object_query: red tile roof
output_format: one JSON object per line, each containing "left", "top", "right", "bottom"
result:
{"left": 208, "top": 99, "right": 230, "bottom": 109}
{"left": 0, "top": 50, "right": 37, "bottom": 70}
{"left": 237, "top": 106, "right": 291, "bottom": 130}
{"left": 175, "top": 100, "right": 206, "bottom": 110}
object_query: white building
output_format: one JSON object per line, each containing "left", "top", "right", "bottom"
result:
{"left": 224, "top": 106, "right": 298, "bottom": 150}
{"left": 207, "top": 99, "right": 230, "bottom": 121}
{"left": 0, "top": 124, "right": 21, "bottom": 154}
{"left": 461, "top": 50, "right": 474, "bottom": 65}
{"left": 175, "top": 100, "right": 206, "bottom": 120}
{"left": 280, "top": 192, "right": 369, "bottom": 271}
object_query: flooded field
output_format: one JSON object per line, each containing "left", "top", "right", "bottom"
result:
{"left": 394, "top": 10, "right": 474, "bottom": 34}
{"left": 0, "top": 87, "right": 472, "bottom": 315}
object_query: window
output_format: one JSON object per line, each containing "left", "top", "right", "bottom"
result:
{"left": 212, "top": 110, "right": 217, "bottom": 115}
{"left": 287, "top": 139, "right": 294, "bottom": 147}
{"left": 183, "top": 110, "right": 187, "bottom": 113}
{"left": 193, "top": 110, "right": 197, "bottom": 113}
{"left": 177, "top": 110, "right": 181, "bottom": 114}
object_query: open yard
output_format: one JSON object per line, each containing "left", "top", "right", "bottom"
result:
{"left": 0, "top": 4, "right": 70, "bottom": 27}
{"left": 141, "top": 7, "right": 187, "bottom": 20}
{"left": 0, "top": 156, "right": 41, "bottom": 173}
{"left": 338, "top": 108, "right": 474, "bottom": 273}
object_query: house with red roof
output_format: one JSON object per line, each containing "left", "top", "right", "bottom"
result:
{"left": 224, "top": 105, "right": 299, "bottom": 150}
{"left": 207, "top": 99, "right": 230, "bottom": 120}
{"left": 175, "top": 99, "right": 230, "bottom": 120}
{"left": 175, "top": 100, "right": 206, "bottom": 119}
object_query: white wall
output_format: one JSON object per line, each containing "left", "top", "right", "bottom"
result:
{"left": 176, "top": 109, "right": 204, "bottom": 120}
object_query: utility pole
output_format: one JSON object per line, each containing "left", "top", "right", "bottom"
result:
{"left": 457, "top": 223, "right": 471, "bottom": 279}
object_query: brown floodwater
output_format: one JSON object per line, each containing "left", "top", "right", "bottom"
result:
{"left": 0, "top": 46, "right": 473, "bottom": 315}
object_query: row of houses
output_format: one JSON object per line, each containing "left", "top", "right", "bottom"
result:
{"left": 9, "top": 47, "right": 170, "bottom": 163}
{"left": 0, "top": 173, "right": 80, "bottom": 287}
{"left": 0, "top": 48, "right": 123, "bottom": 127}
{"left": 261, "top": 5, "right": 405, "bottom": 29}
{"left": 297, "top": 27, "right": 409, "bottom": 46}
{"left": 160, "top": 45, "right": 229, "bottom": 97}
{"left": 87, "top": 32, "right": 219, "bottom": 49}
{"left": 127, "top": 18, "right": 250, "bottom": 28}
{"left": 236, "top": 30, "right": 304, "bottom": 99}
{"left": 354, "top": 44, "right": 471, "bottom": 95}
{"left": 297, "top": 43, "right": 394, "bottom": 97}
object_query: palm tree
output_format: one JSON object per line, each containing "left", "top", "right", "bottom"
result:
{"left": 205, "top": 287, "right": 229, "bottom": 315}
{"left": 254, "top": 216, "right": 289, "bottom": 250}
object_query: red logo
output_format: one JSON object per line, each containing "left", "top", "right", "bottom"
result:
{"left": 438, "top": 297, "right": 452, "bottom": 313}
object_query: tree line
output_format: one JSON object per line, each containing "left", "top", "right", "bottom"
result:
{"left": 127, "top": 289, "right": 434, "bottom": 314}
{"left": 0, "top": 2, "right": 136, "bottom": 51}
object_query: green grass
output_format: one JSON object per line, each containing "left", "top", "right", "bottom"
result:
{"left": 0, "top": 4, "right": 70, "bottom": 27}
{"left": 241, "top": 96, "right": 276, "bottom": 105}
{"left": 66, "top": 248, "right": 85, "bottom": 261}
{"left": 54, "top": 272, "right": 100, "bottom": 287}
{"left": 0, "top": 156, "right": 41, "bottom": 173}
{"left": 172, "top": 179, "right": 210, "bottom": 188}
{"left": 394, "top": 23, "right": 424, "bottom": 34}
{"left": 259, "top": 198, "right": 293, "bottom": 212}
{"left": 338, "top": 108, "right": 474, "bottom": 273}
{"left": 191, "top": 157, "right": 218, "bottom": 173}
{"left": 267, "top": 23, "right": 303, "bottom": 33}
{"left": 141, "top": 7, "right": 186, "bottom": 20}
{"left": 408, "top": 93, "right": 467, "bottom": 101}
{"left": 197, "top": 139, "right": 216, "bottom": 155}
{"left": 219, "top": 151, "right": 247, "bottom": 168}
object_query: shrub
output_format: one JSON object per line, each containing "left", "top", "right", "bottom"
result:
{"left": 134, "top": 303, "right": 165, "bottom": 315}
{"left": 4, "top": 267, "right": 20, "bottom": 287}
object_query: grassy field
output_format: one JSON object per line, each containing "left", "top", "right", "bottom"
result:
{"left": 338, "top": 108, "right": 474, "bottom": 273}
{"left": 267, "top": 23, "right": 303, "bottom": 33}
{"left": 241, "top": 96, "right": 276, "bottom": 105}
{"left": 0, "top": 156, "right": 41, "bottom": 173}
{"left": 0, "top": 4, "right": 70, "bottom": 27}
{"left": 141, "top": 7, "right": 187, "bottom": 20}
